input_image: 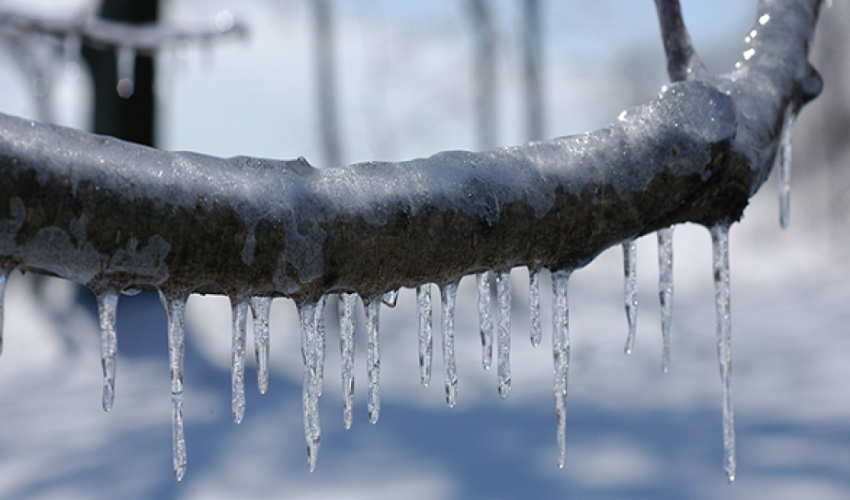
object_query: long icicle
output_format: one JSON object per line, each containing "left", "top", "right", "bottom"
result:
{"left": 778, "top": 105, "right": 797, "bottom": 230}
{"left": 249, "top": 296, "right": 272, "bottom": 395}
{"left": 365, "top": 299, "right": 381, "bottom": 424}
{"left": 657, "top": 226, "right": 674, "bottom": 373}
{"left": 476, "top": 272, "right": 493, "bottom": 370}
{"left": 496, "top": 270, "right": 511, "bottom": 398}
{"left": 710, "top": 223, "right": 736, "bottom": 484}
{"left": 442, "top": 282, "right": 459, "bottom": 408}
{"left": 230, "top": 298, "right": 248, "bottom": 424}
{"left": 0, "top": 267, "right": 9, "bottom": 356}
{"left": 315, "top": 295, "right": 327, "bottom": 398}
{"left": 622, "top": 240, "right": 638, "bottom": 355}
{"left": 529, "top": 266, "right": 542, "bottom": 347}
{"left": 299, "top": 301, "right": 321, "bottom": 472}
{"left": 551, "top": 269, "right": 571, "bottom": 469}
{"left": 339, "top": 293, "right": 356, "bottom": 429}
{"left": 159, "top": 291, "right": 188, "bottom": 482}
{"left": 417, "top": 284, "right": 433, "bottom": 387}
{"left": 97, "top": 291, "right": 120, "bottom": 412}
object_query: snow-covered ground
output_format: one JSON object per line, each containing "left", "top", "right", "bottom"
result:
{"left": 1, "top": 0, "right": 848, "bottom": 499}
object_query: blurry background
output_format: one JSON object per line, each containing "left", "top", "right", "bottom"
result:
{"left": 0, "top": 0, "right": 849, "bottom": 498}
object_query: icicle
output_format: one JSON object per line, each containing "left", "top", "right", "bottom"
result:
{"left": 63, "top": 34, "right": 81, "bottom": 82}
{"left": 657, "top": 226, "right": 674, "bottom": 373}
{"left": 159, "top": 291, "right": 188, "bottom": 482}
{"left": 249, "top": 297, "right": 272, "bottom": 395}
{"left": 339, "top": 293, "right": 356, "bottom": 429}
{"left": 710, "top": 224, "right": 736, "bottom": 483}
{"left": 496, "top": 270, "right": 511, "bottom": 398}
{"left": 528, "top": 267, "right": 542, "bottom": 348}
{"left": 0, "top": 267, "right": 9, "bottom": 356}
{"left": 97, "top": 291, "right": 119, "bottom": 412}
{"left": 476, "top": 272, "right": 493, "bottom": 370}
{"left": 315, "top": 295, "right": 327, "bottom": 398}
{"left": 365, "top": 299, "right": 381, "bottom": 424}
{"left": 622, "top": 240, "right": 638, "bottom": 355}
{"left": 551, "top": 269, "right": 571, "bottom": 469}
{"left": 416, "top": 284, "right": 433, "bottom": 387}
{"left": 778, "top": 106, "right": 797, "bottom": 230}
{"left": 230, "top": 299, "right": 248, "bottom": 424}
{"left": 116, "top": 46, "right": 136, "bottom": 99}
{"left": 442, "top": 282, "right": 459, "bottom": 408}
{"left": 299, "top": 301, "right": 321, "bottom": 472}
{"left": 382, "top": 289, "right": 399, "bottom": 308}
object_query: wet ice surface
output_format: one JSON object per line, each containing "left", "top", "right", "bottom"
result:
{"left": 0, "top": 201, "right": 848, "bottom": 499}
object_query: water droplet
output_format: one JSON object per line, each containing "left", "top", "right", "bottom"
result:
{"left": 230, "top": 298, "right": 248, "bottom": 424}
{"left": 365, "top": 299, "right": 381, "bottom": 424}
{"left": 63, "top": 35, "right": 81, "bottom": 81}
{"left": 339, "top": 293, "right": 357, "bottom": 429}
{"left": 249, "top": 297, "right": 272, "bottom": 395}
{"left": 442, "top": 282, "right": 459, "bottom": 408}
{"left": 416, "top": 284, "right": 433, "bottom": 387}
{"left": 658, "top": 226, "right": 674, "bottom": 373}
{"left": 622, "top": 240, "right": 638, "bottom": 355}
{"left": 710, "top": 224, "right": 736, "bottom": 484}
{"left": 476, "top": 272, "right": 493, "bottom": 370}
{"left": 551, "top": 270, "right": 571, "bottom": 469}
{"left": 496, "top": 270, "right": 511, "bottom": 398}
{"left": 97, "top": 291, "right": 119, "bottom": 412}
{"left": 528, "top": 267, "right": 542, "bottom": 347}
{"left": 116, "top": 46, "right": 136, "bottom": 98}
{"left": 159, "top": 290, "right": 188, "bottom": 481}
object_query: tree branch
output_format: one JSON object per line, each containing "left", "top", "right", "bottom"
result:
{"left": 0, "top": 0, "right": 824, "bottom": 304}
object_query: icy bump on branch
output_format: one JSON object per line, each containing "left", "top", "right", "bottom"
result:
{"left": 0, "top": 10, "right": 247, "bottom": 56}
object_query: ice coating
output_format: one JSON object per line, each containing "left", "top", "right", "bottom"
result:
{"left": 416, "top": 284, "right": 433, "bottom": 387}
{"left": 365, "top": 299, "right": 381, "bottom": 424}
{"left": 299, "top": 301, "right": 322, "bottom": 472}
{"left": 97, "top": 291, "right": 119, "bottom": 412}
{"left": 778, "top": 106, "right": 797, "bottom": 229}
{"left": 528, "top": 267, "right": 542, "bottom": 347}
{"left": 249, "top": 296, "right": 272, "bottom": 395}
{"left": 159, "top": 291, "right": 188, "bottom": 482}
{"left": 231, "top": 299, "right": 248, "bottom": 424}
{"left": 339, "top": 293, "right": 356, "bottom": 429}
{"left": 551, "top": 270, "right": 571, "bottom": 469}
{"left": 442, "top": 282, "right": 459, "bottom": 408}
{"left": 622, "top": 240, "right": 638, "bottom": 355}
{"left": 710, "top": 224, "right": 736, "bottom": 483}
{"left": 382, "top": 289, "right": 399, "bottom": 308}
{"left": 496, "top": 271, "right": 511, "bottom": 398}
{"left": 476, "top": 272, "right": 493, "bottom": 370}
{"left": 657, "top": 226, "right": 674, "bottom": 373}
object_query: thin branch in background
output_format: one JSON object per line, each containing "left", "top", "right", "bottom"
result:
{"left": 654, "top": 0, "right": 704, "bottom": 81}
{"left": 522, "top": 0, "right": 544, "bottom": 141}
{"left": 468, "top": 0, "right": 498, "bottom": 150}
{"left": 312, "top": 0, "right": 343, "bottom": 168}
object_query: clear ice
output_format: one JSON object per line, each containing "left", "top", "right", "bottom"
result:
{"left": 382, "top": 289, "right": 399, "bottom": 308}
{"left": 0, "top": 267, "right": 9, "bottom": 356}
{"left": 159, "top": 291, "right": 188, "bottom": 482}
{"left": 339, "top": 293, "right": 357, "bottom": 429}
{"left": 442, "top": 282, "right": 459, "bottom": 408}
{"left": 778, "top": 106, "right": 797, "bottom": 230}
{"left": 476, "top": 272, "right": 493, "bottom": 370}
{"left": 496, "top": 270, "right": 511, "bottom": 398}
{"left": 97, "top": 291, "right": 119, "bottom": 412}
{"left": 315, "top": 295, "right": 327, "bottom": 398}
{"left": 711, "top": 224, "right": 736, "bottom": 484}
{"left": 417, "top": 284, "right": 433, "bottom": 387}
{"left": 622, "top": 240, "right": 638, "bottom": 355}
{"left": 249, "top": 297, "right": 272, "bottom": 395}
{"left": 365, "top": 299, "right": 381, "bottom": 424}
{"left": 528, "top": 267, "right": 542, "bottom": 348}
{"left": 299, "top": 301, "right": 322, "bottom": 472}
{"left": 657, "top": 226, "right": 674, "bottom": 373}
{"left": 230, "top": 299, "right": 248, "bottom": 424}
{"left": 551, "top": 269, "right": 571, "bottom": 469}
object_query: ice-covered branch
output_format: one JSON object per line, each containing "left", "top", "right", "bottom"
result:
{"left": 0, "top": 10, "right": 246, "bottom": 55}
{"left": 0, "top": 0, "right": 823, "bottom": 304}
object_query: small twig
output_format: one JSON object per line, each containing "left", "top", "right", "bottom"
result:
{"left": 654, "top": 0, "right": 704, "bottom": 82}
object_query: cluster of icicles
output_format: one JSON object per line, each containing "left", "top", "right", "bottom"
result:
{"left": 0, "top": 106, "right": 798, "bottom": 484}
